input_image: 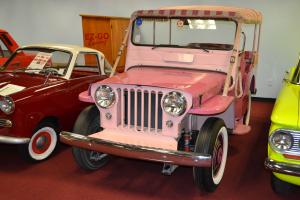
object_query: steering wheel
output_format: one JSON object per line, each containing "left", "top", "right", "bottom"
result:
{"left": 39, "top": 67, "right": 59, "bottom": 76}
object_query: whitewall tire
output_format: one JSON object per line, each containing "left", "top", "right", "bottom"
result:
{"left": 193, "top": 118, "right": 228, "bottom": 192}
{"left": 212, "top": 126, "right": 228, "bottom": 185}
{"left": 28, "top": 127, "right": 57, "bottom": 161}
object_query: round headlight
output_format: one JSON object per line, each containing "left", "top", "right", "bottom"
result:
{"left": 162, "top": 91, "right": 187, "bottom": 116}
{"left": 95, "top": 85, "right": 116, "bottom": 108}
{"left": 269, "top": 131, "right": 293, "bottom": 153}
{"left": 0, "top": 96, "right": 15, "bottom": 114}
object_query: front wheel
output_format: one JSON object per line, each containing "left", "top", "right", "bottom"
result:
{"left": 72, "top": 105, "right": 109, "bottom": 170}
{"left": 271, "top": 173, "right": 294, "bottom": 195}
{"left": 193, "top": 118, "right": 228, "bottom": 192}
{"left": 19, "top": 121, "right": 58, "bottom": 162}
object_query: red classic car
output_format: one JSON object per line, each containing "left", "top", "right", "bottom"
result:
{"left": 0, "top": 44, "right": 110, "bottom": 161}
{"left": 0, "top": 29, "right": 19, "bottom": 66}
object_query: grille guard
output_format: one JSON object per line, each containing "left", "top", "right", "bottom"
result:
{"left": 60, "top": 131, "right": 211, "bottom": 167}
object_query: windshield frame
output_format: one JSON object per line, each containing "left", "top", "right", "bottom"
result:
{"left": 131, "top": 16, "right": 238, "bottom": 51}
{"left": 2, "top": 47, "right": 73, "bottom": 77}
{"left": 291, "top": 59, "right": 300, "bottom": 85}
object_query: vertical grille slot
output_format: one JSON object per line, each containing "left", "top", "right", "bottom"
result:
{"left": 121, "top": 87, "right": 163, "bottom": 132}
{"left": 130, "top": 89, "right": 135, "bottom": 127}
{"left": 123, "top": 89, "right": 128, "bottom": 125}
{"left": 157, "top": 93, "right": 163, "bottom": 130}
{"left": 143, "top": 91, "right": 149, "bottom": 129}
{"left": 150, "top": 91, "right": 156, "bottom": 130}
{"left": 136, "top": 91, "right": 142, "bottom": 128}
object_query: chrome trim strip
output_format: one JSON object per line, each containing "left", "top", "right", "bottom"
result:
{"left": 60, "top": 131, "right": 211, "bottom": 167}
{"left": 265, "top": 158, "right": 300, "bottom": 176}
{"left": 0, "top": 119, "right": 12, "bottom": 128}
{"left": 0, "top": 135, "right": 30, "bottom": 144}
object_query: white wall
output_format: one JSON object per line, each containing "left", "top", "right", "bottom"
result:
{"left": 1, "top": 0, "right": 300, "bottom": 98}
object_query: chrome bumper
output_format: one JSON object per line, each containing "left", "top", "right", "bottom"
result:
{"left": 0, "top": 135, "right": 30, "bottom": 144}
{"left": 60, "top": 131, "right": 212, "bottom": 167}
{"left": 265, "top": 158, "right": 300, "bottom": 176}
{"left": 0, "top": 119, "right": 12, "bottom": 128}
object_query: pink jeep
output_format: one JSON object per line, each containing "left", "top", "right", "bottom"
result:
{"left": 60, "top": 6, "right": 262, "bottom": 192}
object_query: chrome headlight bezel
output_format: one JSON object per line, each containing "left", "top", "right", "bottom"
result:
{"left": 0, "top": 96, "right": 15, "bottom": 115}
{"left": 162, "top": 91, "right": 187, "bottom": 117}
{"left": 269, "top": 129, "right": 293, "bottom": 153}
{"left": 94, "top": 85, "right": 116, "bottom": 109}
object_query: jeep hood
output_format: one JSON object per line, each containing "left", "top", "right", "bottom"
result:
{"left": 0, "top": 72, "right": 61, "bottom": 97}
{"left": 271, "top": 81, "right": 299, "bottom": 128}
{"left": 102, "top": 67, "right": 226, "bottom": 102}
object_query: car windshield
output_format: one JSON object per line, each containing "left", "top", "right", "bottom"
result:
{"left": 3, "top": 48, "right": 72, "bottom": 76}
{"left": 0, "top": 35, "right": 11, "bottom": 58}
{"left": 132, "top": 17, "right": 236, "bottom": 50}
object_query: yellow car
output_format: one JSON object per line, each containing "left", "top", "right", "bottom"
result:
{"left": 265, "top": 61, "right": 300, "bottom": 193}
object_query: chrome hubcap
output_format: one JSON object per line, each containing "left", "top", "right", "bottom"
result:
{"left": 89, "top": 151, "right": 107, "bottom": 161}
{"left": 36, "top": 136, "right": 48, "bottom": 150}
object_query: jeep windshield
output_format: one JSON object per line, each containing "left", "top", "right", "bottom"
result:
{"left": 132, "top": 17, "right": 236, "bottom": 51}
{"left": 3, "top": 48, "right": 72, "bottom": 76}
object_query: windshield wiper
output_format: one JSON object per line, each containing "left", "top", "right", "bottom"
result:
{"left": 151, "top": 43, "right": 209, "bottom": 53}
{"left": 151, "top": 44, "right": 181, "bottom": 50}
{"left": 196, "top": 48, "right": 209, "bottom": 53}
{"left": 186, "top": 43, "right": 210, "bottom": 52}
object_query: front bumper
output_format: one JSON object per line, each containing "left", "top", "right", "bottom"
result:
{"left": 60, "top": 131, "right": 212, "bottom": 167}
{"left": 0, "top": 135, "right": 30, "bottom": 144}
{"left": 265, "top": 158, "right": 300, "bottom": 176}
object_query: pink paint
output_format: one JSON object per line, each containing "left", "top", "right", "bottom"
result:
{"left": 100, "top": 67, "right": 226, "bottom": 103}
{"left": 78, "top": 91, "right": 93, "bottom": 103}
{"left": 90, "top": 128, "right": 178, "bottom": 150}
{"left": 233, "top": 124, "right": 251, "bottom": 135}
{"left": 189, "top": 95, "right": 234, "bottom": 115}
{"left": 125, "top": 46, "right": 232, "bottom": 73}
{"left": 90, "top": 83, "right": 193, "bottom": 138}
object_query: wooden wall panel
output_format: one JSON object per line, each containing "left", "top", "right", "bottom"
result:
{"left": 82, "top": 17, "right": 113, "bottom": 62}
{"left": 110, "top": 18, "right": 129, "bottom": 72}
{"left": 81, "top": 15, "right": 129, "bottom": 72}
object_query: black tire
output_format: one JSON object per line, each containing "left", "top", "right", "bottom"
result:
{"left": 19, "top": 120, "right": 58, "bottom": 162}
{"left": 271, "top": 173, "right": 294, "bottom": 195}
{"left": 193, "top": 118, "right": 228, "bottom": 192}
{"left": 72, "top": 105, "right": 109, "bottom": 170}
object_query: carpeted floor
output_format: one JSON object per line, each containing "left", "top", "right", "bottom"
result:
{"left": 0, "top": 100, "right": 299, "bottom": 200}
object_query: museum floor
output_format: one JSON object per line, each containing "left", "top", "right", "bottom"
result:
{"left": 0, "top": 100, "right": 299, "bottom": 200}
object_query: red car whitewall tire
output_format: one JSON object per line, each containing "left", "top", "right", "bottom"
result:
{"left": 28, "top": 127, "right": 57, "bottom": 161}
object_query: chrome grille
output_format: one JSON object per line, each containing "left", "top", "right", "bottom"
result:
{"left": 120, "top": 87, "right": 163, "bottom": 132}
{"left": 0, "top": 119, "right": 12, "bottom": 128}
{"left": 286, "top": 131, "right": 300, "bottom": 156}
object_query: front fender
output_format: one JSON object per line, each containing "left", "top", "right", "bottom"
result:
{"left": 79, "top": 90, "right": 94, "bottom": 103}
